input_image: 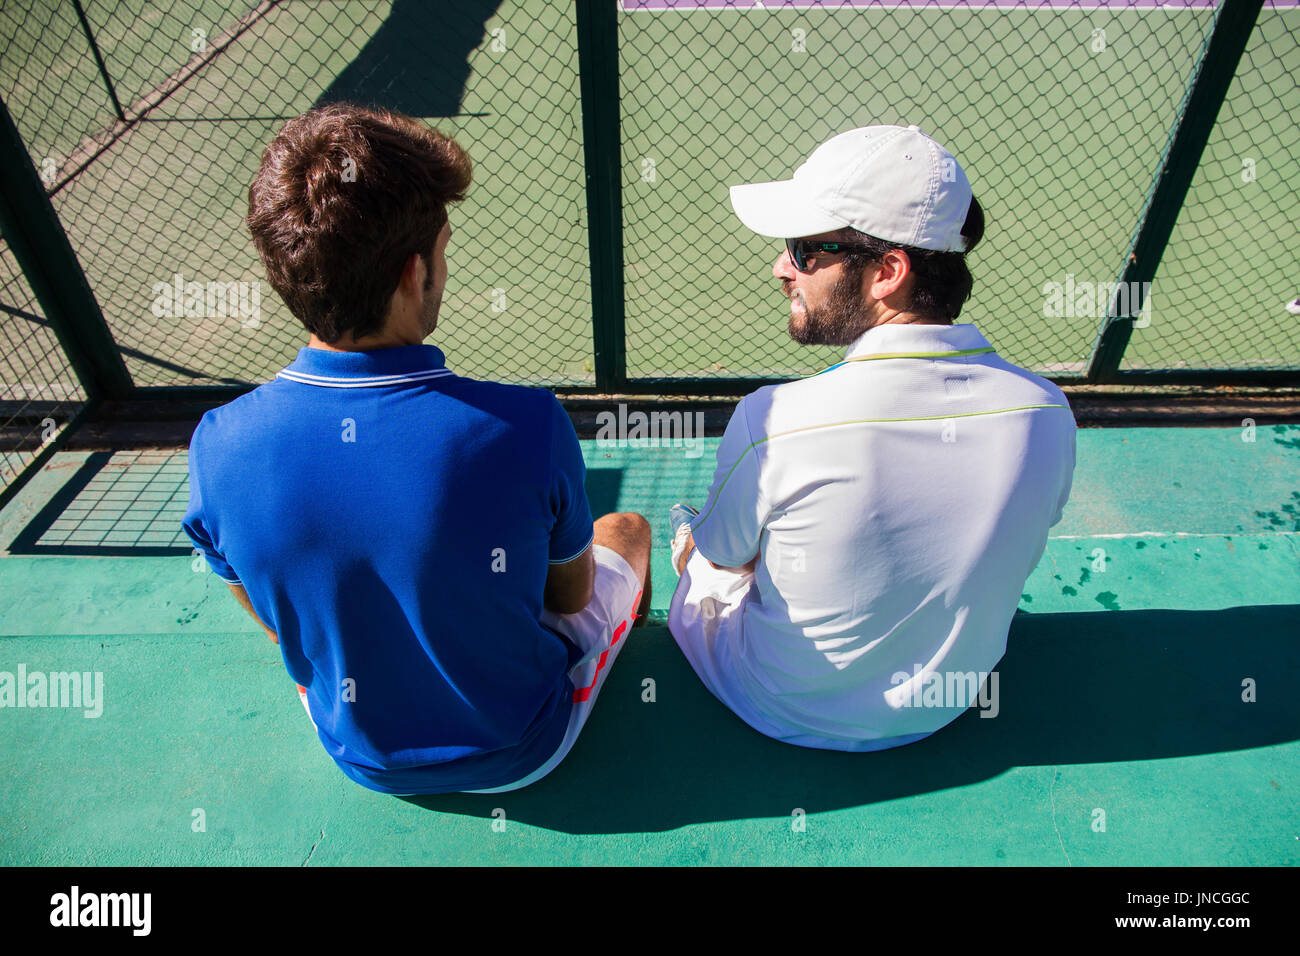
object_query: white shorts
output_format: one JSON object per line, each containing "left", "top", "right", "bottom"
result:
{"left": 296, "top": 544, "right": 642, "bottom": 793}
{"left": 669, "top": 548, "right": 932, "bottom": 752}
{"left": 666, "top": 548, "right": 758, "bottom": 726}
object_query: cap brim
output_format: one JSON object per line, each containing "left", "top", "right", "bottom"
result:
{"left": 729, "top": 179, "right": 848, "bottom": 239}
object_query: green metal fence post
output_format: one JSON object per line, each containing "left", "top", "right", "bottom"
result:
{"left": 0, "top": 95, "right": 133, "bottom": 401}
{"left": 575, "top": 0, "right": 626, "bottom": 393}
{"left": 1085, "top": 0, "right": 1265, "bottom": 383}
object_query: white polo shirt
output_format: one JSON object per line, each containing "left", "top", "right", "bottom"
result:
{"left": 672, "top": 322, "right": 1076, "bottom": 750}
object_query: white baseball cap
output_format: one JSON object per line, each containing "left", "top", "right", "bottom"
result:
{"left": 729, "top": 125, "right": 974, "bottom": 252}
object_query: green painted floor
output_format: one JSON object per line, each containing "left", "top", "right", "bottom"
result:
{"left": 1, "top": 425, "right": 1297, "bottom": 865}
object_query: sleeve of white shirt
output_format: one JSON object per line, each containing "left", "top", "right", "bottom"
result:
{"left": 1050, "top": 417, "right": 1078, "bottom": 528}
{"left": 689, "top": 395, "right": 768, "bottom": 568}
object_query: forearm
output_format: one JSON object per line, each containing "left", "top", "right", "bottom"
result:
{"left": 679, "top": 531, "right": 758, "bottom": 575}
{"left": 226, "top": 582, "right": 278, "bottom": 644}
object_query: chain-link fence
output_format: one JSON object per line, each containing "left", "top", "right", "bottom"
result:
{"left": 0, "top": 0, "right": 1297, "bottom": 499}
{"left": 0, "top": 234, "right": 88, "bottom": 496}
{"left": 623, "top": 1, "right": 1191, "bottom": 379}
{"left": 620, "top": 0, "right": 1296, "bottom": 383}
{"left": 0, "top": 0, "right": 592, "bottom": 393}
{"left": 1124, "top": 1, "right": 1300, "bottom": 371}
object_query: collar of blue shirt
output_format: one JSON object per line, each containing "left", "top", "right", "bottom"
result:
{"left": 276, "top": 344, "right": 452, "bottom": 388}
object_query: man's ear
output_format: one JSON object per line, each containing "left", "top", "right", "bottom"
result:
{"left": 867, "top": 248, "right": 912, "bottom": 300}
{"left": 397, "top": 251, "right": 425, "bottom": 297}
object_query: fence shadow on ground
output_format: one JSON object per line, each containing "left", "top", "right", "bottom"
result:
{"left": 6, "top": 450, "right": 193, "bottom": 556}
{"left": 2, "top": 451, "right": 628, "bottom": 557}
{"left": 402, "top": 603, "right": 1299, "bottom": 834}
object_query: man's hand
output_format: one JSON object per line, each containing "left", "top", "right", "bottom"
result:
{"left": 226, "top": 582, "right": 279, "bottom": 644}
{"left": 676, "top": 530, "right": 757, "bottom": 576}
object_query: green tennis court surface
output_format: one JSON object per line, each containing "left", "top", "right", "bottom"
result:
{"left": 1, "top": 425, "right": 1296, "bottom": 865}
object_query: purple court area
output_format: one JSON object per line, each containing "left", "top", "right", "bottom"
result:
{"left": 625, "top": 0, "right": 1298, "bottom": 10}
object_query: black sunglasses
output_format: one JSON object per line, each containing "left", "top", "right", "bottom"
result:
{"left": 785, "top": 238, "right": 874, "bottom": 272}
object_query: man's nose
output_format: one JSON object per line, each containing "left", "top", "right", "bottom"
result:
{"left": 773, "top": 249, "right": 796, "bottom": 280}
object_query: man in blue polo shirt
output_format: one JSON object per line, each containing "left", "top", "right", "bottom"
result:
{"left": 183, "top": 104, "right": 650, "bottom": 794}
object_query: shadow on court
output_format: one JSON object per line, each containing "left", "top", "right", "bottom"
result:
{"left": 401, "top": 603, "right": 1300, "bottom": 834}
{"left": 583, "top": 467, "right": 623, "bottom": 518}
{"left": 315, "top": 0, "right": 504, "bottom": 117}
{"left": 6, "top": 451, "right": 193, "bottom": 556}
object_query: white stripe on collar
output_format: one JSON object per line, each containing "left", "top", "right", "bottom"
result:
{"left": 276, "top": 367, "right": 454, "bottom": 388}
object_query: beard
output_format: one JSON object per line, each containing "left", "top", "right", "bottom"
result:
{"left": 786, "top": 262, "right": 874, "bottom": 346}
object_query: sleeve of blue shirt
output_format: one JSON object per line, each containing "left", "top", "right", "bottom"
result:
{"left": 181, "top": 417, "right": 241, "bottom": 584}
{"left": 690, "top": 394, "right": 767, "bottom": 568}
{"left": 547, "top": 396, "right": 594, "bottom": 564}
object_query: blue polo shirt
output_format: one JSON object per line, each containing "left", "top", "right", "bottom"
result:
{"left": 182, "top": 345, "right": 593, "bottom": 793}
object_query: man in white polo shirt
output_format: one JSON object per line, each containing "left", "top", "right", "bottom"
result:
{"left": 668, "top": 125, "right": 1077, "bottom": 751}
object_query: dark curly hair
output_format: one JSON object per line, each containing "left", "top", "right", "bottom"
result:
{"left": 248, "top": 104, "right": 472, "bottom": 343}
{"left": 837, "top": 196, "right": 985, "bottom": 321}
